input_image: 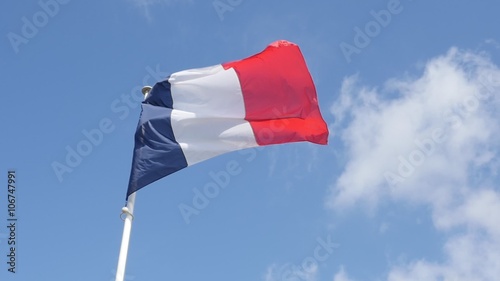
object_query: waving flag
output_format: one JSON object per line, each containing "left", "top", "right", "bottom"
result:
{"left": 127, "top": 40, "right": 328, "bottom": 198}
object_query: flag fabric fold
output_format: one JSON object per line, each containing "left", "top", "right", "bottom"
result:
{"left": 127, "top": 40, "right": 328, "bottom": 198}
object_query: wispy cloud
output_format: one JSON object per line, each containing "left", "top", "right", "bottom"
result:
{"left": 485, "top": 38, "right": 500, "bottom": 50}
{"left": 386, "top": 190, "right": 500, "bottom": 281}
{"left": 327, "top": 48, "right": 500, "bottom": 281}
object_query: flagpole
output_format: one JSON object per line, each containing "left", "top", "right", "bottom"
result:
{"left": 115, "top": 86, "right": 151, "bottom": 281}
{"left": 115, "top": 192, "right": 136, "bottom": 281}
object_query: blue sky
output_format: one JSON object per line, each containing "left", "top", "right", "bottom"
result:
{"left": 1, "top": 1, "right": 500, "bottom": 281}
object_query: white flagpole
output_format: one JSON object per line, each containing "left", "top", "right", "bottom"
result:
{"left": 115, "top": 86, "right": 152, "bottom": 281}
{"left": 115, "top": 192, "right": 136, "bottom": 281}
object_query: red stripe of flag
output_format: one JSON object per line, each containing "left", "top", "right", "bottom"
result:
{"left": 223, "top": 40, "right": 328, "bottom": 145}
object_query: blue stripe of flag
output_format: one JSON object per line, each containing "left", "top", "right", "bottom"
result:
{"left": 127, "top": 81, "right": 188, "bottom": 197}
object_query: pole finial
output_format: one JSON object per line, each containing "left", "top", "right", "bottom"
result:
{"left": 141, "top": 86, "right": 152, "bottom": 96}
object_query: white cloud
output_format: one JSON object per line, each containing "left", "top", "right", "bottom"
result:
{"left": 386, "top": 189, "right": 500, "bottom": 281}
{"left": 327, "top": 48, "right": 500, "bottom": 281}
{"left": 387, "top": 231, "right": 500, "bottom": 281}
{"left": 328, "top": 47, "right": 500, "bottom": 210}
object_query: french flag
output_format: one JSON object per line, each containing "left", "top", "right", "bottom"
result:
{"left": 127, "top": 40, "right": 328, "bottom": 197}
